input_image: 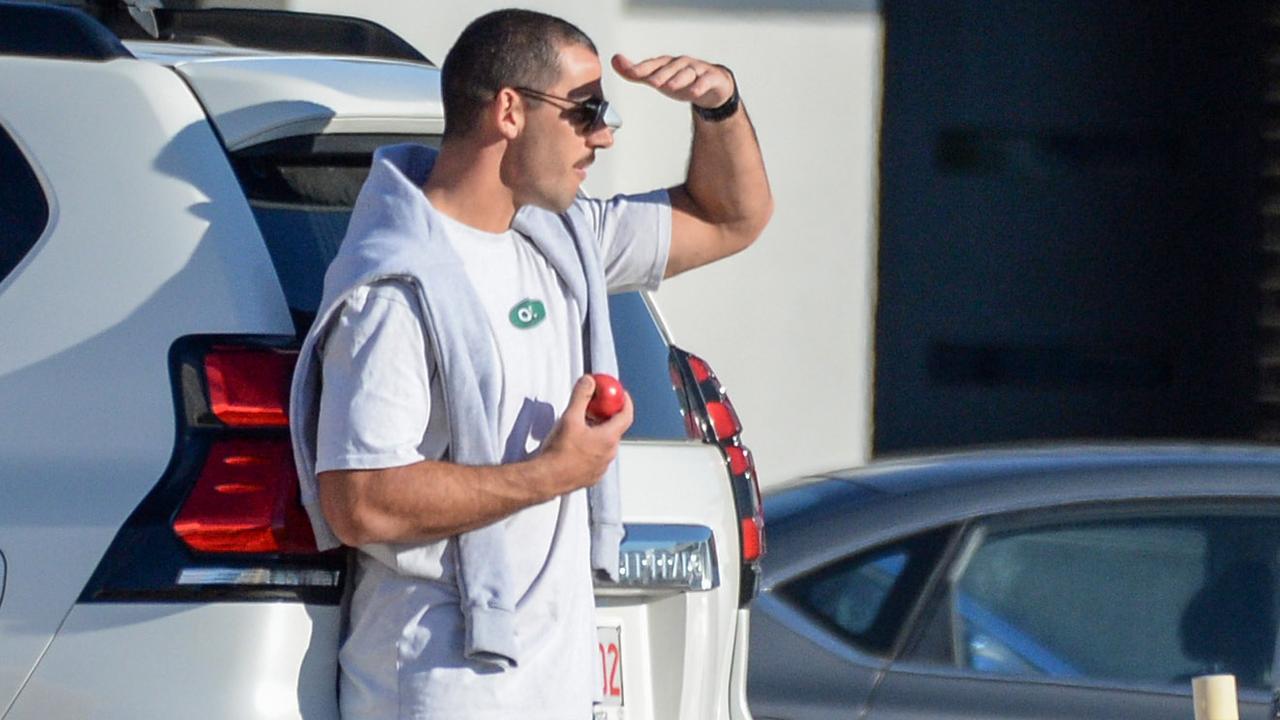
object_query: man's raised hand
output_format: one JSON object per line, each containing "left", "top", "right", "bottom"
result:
{"left": 611, "top": 53, "right": 735, "bottom": 110}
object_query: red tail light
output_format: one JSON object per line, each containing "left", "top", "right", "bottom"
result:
{"left": 687, "top": 355, "right": 713, "bottom": 382}
{"left": 740, "top": 516, "right": 763, "bottom": 562}
{"left": 80, "top": 335, "right": 343, "bottom": 604}
{"left": 174, "top": 344, "right": 317, "bottom": 555}
{"left": 204, "top": 346, "right": 293, "bottom": 426}
{"left": 174, "top": 438, "right": 316, "bottom": 554}
{"left": 670, "top": 347, "right": 765, "bottom": 605}
{"left": 705, "top": 400, "right": 741, "bottom": 442}
{"left": 725, "top": 445, "right": 751, "bottom": 476}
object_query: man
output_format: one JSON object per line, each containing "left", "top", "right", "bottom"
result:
{"left": 289, "top": 8, "right": 771, "bottom": 719}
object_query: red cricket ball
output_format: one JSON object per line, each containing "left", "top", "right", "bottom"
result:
{"left": 586, "top": 373, "right": 625, "bottom": 422}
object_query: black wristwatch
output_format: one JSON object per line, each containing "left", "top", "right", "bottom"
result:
{"left": 693, "top": 66, "right": 740, "bottom": 122}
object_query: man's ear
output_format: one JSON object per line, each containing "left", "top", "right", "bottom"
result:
{"left": 493, "top": 87, "right": 524, "bottom": 141}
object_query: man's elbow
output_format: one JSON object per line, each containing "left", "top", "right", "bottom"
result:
{"left": 729, "top": 194, "right": 774, "bottom": 253}
{"left": 749, "top": 194, "right": 775, "bottom": 243}
{"left": 320, "top": 498, "right": 376, "bottom": 548}
{"left": 317, "top": 471, "right": 388, "bottom": 547}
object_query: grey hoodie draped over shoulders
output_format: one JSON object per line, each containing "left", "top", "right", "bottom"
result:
{"left": 289, "top": 143, "right": 624, "bottom": 670}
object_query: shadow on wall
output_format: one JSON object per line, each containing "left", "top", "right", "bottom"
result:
{"left": 625, "top": 0, "right": 877, "bottom": 12}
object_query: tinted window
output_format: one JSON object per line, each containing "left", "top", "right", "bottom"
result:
{"left": 233, "top": 135, "right": 687, "bottom": 440}
{"left": 232, "top": 134, "right": 436, "bottom": 321}
{"left": 608, "top": 292, "right": 688, "bottom": 439}
{"left": 909, "top": 510, "right": 1280, "bottom": 689}
{"left": 0, "top": 125, "right": 48, "bottom": 284}
{"left": 779, "top": 528, "right": 952, "bottom": 655}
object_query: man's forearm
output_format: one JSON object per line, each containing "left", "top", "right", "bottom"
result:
{"left": 317, "top": 374, "right": 632, "bottom": 547}
{"left": 681, "top": 99, "right": 772, "bottom": 239}
{"left": 611, "top": 54, "right": 773, "bottom": 277}
{"left": 317, "top": 455, "right": 568, "bottom": 546}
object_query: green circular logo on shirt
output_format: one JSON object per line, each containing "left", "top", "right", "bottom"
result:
{"left": 509, "top": 299, "right": 547, "bottom": 329}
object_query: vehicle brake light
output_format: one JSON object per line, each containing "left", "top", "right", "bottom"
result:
{"left": 669, "top": 347, "right": 765, "bottom": 606}
{"left": 705, "top": 400, "right": 742, "bottom": 441}
{"left": 174, "top": 438, "right": 317, "bottom": 554}
{"left": 725, "top": 445, "right": 751, "bottom": 476}
{"left": 740, "top": 516, "right": 763, "bottom": 562}
{"left": 79, "top": 335, "right": 342, "bottom": 605}
{"left": 687, "top": 355, "right": 713, "bottom": 383}
{"left": 204, "top": 346, "right": 292, "bottom": 427}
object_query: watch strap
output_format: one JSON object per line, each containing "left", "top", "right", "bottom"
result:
{"left": 693, "top": 67, "right": 740, "bottom": 122}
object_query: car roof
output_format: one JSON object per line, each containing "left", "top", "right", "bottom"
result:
{"left": 803, "top": 442, "right": 1280, "bottom": 495}
{"left": 761, "top": 443, "right": 1280, "bottom": 583}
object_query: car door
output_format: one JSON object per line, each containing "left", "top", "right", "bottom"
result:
{"left": 867, "top": 501, "right": 1280, "bottom": 720}
{"left": 749, "top": 525, "right": 957, "bottom": 719}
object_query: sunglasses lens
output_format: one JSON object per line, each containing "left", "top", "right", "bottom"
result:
{"left": 602, "top": 103, "right": 622, "bottom": 131}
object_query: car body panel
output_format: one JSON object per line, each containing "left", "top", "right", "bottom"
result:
{"left": 0, "top": 54, "right": 291, "bottom": 715}
{"left": 751, "top": 445, "right": 1280, "bottom": 720}
{"left": 747, "top": 594, "right": 880, "bottom": 720}
{"left": 4, "top": 604, "right": 340, "bottom": 720}
{"left": 766, "top": 447, "right": 1280, "bottom": 581}
{"left": 134, "top": 45, "right": 446, "bottom": 150}
{"left": 601, "top": 441, "right": 748, "bottom": 720}
{"left": 868, "top": 658, "right": 1271, "bottom": 720}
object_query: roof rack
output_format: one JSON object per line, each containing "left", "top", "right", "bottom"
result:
{"left": 0, "top": 2, "right": 134, "bottom": 61}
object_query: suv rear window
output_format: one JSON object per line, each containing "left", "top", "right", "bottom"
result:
{"left": 232, "top": 134, "right": 687, "bottom": 440}
{"left": 0, "top": 124, "right": 49, "bottom": 284}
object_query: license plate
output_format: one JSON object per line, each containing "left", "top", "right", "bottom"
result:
{"left": 597, "top": 625, "right": 623, "bottom": 707}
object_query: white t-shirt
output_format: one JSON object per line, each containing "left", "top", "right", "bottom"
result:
{"left": 315, "top": 191, "right": 670, "bottom": 720}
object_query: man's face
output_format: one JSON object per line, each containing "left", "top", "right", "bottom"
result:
{"left": 506, "top": 43, "right": 615, "bottom": 212}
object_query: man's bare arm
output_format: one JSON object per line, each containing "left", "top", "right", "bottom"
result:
{"left": 612, "top": 53, "right": 773, "bottom": 278}
{"left": 317, "top": 375, "right": 633, "bottom": 546}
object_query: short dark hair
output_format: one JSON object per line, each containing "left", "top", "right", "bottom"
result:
{"left": 441, "top": 9, "right": 597, "bottom": 138}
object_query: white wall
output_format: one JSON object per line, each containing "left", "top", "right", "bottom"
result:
{"left": 286, "top": 0, "right": 883, "bottom": 487}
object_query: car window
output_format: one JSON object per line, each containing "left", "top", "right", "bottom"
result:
{"left": 777, "top": 528, "right": 953, "bottom": 656}
{"left": 0, "top": 124, "right": 48, "bottom": 285}
{"left": 232, "top": 134, "right": 687, "bottom": 441}
{"left": 906, "top": 508, "right": 1280, "bottom": 689}
{"left": 607, "top": 292, "right": 689, "bottom": 439}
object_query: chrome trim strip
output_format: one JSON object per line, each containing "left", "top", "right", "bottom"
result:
{"left": 597, "top": 523, "right": 720, "bottom": 592}
{"left": 0, "top": 551, "right": 5, "bottom": 606}
{"left": 177, "top": 567, "right": 340, "bottom": 587}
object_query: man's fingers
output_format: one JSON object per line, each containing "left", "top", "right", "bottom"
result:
{"left": 613, "top": 53, "right": 734, "bottom": 107}
{"left": 610, "top": 53, "right": 635, "bottom": 77}
{"left": 566, "top": 374, "right": 596, "bottom": 417}
{"left": 663, "top": 66, "right": 703, "bottom": 93}
{"left": 688, "top": 73, "right": 718, "bottom": 98}
{"left": 613, "top": 53, "right": 677, "bottom": 82}
{"left": 647, "top": 56, "right": 696, "bottom": 88}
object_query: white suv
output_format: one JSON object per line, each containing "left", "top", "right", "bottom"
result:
{"left": 0, "top": 3, "right": 763, "bottom": 719}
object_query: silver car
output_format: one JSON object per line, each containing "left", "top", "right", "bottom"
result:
{"left": 749, "top": 444, "right": 1280, "bottom": 720}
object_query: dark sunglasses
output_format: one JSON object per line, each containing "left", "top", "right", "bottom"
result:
{"left": 512, "top": 87, "right": 623, "bottom": 132}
